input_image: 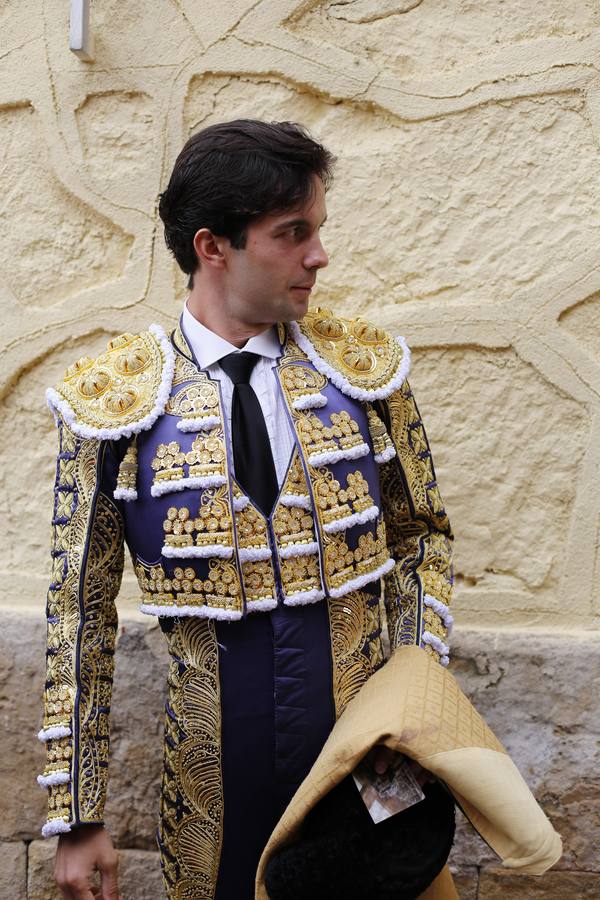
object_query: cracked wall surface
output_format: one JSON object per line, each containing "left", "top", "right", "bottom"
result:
{"left": 1, "top": 0, "right": 599, "bottom": 895}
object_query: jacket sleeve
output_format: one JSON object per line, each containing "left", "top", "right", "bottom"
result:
{"left": 373, "top": 379, "right": 454, "bottom": 665}
{"left": 37, "top": 417, "right": 125, "bottom": 836}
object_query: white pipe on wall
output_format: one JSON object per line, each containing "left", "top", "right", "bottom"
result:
{"left": 69, "top": 0, "right": 94, "bottom": 61}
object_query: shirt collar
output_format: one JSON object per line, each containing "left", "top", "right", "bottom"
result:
{"left": 182, "top": 301, "right": 282, "bottom": 369}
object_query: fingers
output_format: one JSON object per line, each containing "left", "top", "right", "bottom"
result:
{"left": 56, "top": 876, "right": 97, "bottom": 900}
{"left": 372, "top": 745, "right": 396, "bottom": 774}
{"left": 99, "top": 854, "right": 121, "bottom": 900}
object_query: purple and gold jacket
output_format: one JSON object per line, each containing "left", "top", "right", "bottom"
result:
{"left": 37, "top": 308, "right": 453, "bottom": 837}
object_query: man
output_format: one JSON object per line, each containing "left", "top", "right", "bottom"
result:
{"left": 38, "top": 120, "right": 453, "bottom": 899}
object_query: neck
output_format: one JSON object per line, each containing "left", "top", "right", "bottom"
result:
{"left": 186, "top": 291, "right": 271, "bottom": 349}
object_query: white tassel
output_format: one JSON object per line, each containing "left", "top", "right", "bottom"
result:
{"left": 42, "top": 819, "right": 72, "bottom": 838}
{"left": 176, "top": 415, "right": 221, "bottom": 432}
{"left": 140, "top": 603, "right": 242, "bottom": 621}
{"left": 113, "top": 486, "right": 138, "bottom": 501}
{"left": 151, "top": 474, "right": 226, "bottom": 497}
{"left": 161, "top": 544, "right": 233, "bottom": 559}
{"left": 374, "top": 445, "right": 397, "bottom": 464}
{"left": 279, "top": 541, "right": 319, "bottom": 559}
{"left": 328, "top": 556, "right": 395, "bottom": 598}
{"left": 37, "top": 771, "right": 70, "bottom": 788}
{"left": 292, "top": 393, "right": 328, "bottom": 410}
{"left": 37, "top": 725, "right": 71, "bottom": 742}
{"left": 45, "top": 323, "right": 176, "bottom": 440}
{"left": 323, "top": 505, "right": 379, "bottom": 534}
{"left": 308, "top": 443, "right": 370, "bottom": 467}
{"left": 289, "top": 321, "right": 411, "bottom": 401}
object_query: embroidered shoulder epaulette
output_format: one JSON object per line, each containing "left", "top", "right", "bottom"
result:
{"left": 46, "top": 324, "right": 175, "bottom": 440}
{"left": 289, "top": 308, "right": 410, "bottom": 401}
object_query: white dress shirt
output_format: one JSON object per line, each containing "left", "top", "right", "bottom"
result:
{"left": 181, "top": 302, "right": 296, "bottom": 487}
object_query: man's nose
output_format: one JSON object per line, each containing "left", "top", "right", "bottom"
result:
{"left": 304, "top": 235, "right": 329, "bottom": 270}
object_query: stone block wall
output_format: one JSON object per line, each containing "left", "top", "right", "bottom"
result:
{"left": 1, "top": 1, "right": 599, "bottom": 896}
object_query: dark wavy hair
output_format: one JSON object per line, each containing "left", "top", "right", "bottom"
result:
{"left": 158, "top": 119, "right": 336, "bottom": 289}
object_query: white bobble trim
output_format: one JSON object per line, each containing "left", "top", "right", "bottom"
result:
{"left": 421, "top": 630, "right": 450, "bottom": 657}
{"left": 283, "top": 588, "right": 326, "bottom": 606}
{"left": 246, "top": 598, "right": 278, "bottom": 612}
{"left": 151, "top": 474, "right": 226, "bottom": 497}
{"left": 279, "top": 541, "right": 319, "bottom": 559}
{"left": 308, "top": 442, "right": 370, "bottom": 467}
{"left": 113, "top": 487, "right": 138, "bottom": 501}
{"left": 323, "top": 505, "right": 379, "bottom": 534}
{"left": 238, "top": 546, "right": 272, "bottom": 562}
{"left": 424, "top": 594, "right": 454, "bottom": 633}
{"left": 45, "top": 324, "right": 175, "bottom": 440}
{"left": 233, "top": 495, "right": 250, "bottom": 511}
{"left": 374, "top": 445, "right": 397, "bottom": 464}
{"left": 292, "top": 393, "right": 328, "bottom": 410}
{"left": 37, "top": 725, "right": 71, "bottom": 742}
{"left": 328, "top": 556, "right": 395, "bottom": 598}
{"left": 176, "top": 415, "right": 221, "bottom": 432}
{"left": 279, "top": 493, "right": 311, "bottom": 509}
{"left": 289, "top": 321, "right": 411, "bottom": 400}
{"left": 161, "top": 544, "right": 233, "bottom": 559}
{"left": 139, "top": 603, "right": 242, "bottom": 621}
{"left": 42, "top": 819, "right": 72, "bottom": 838}
{"left": 37, "top": 771, "right": 70, "bottom": 788}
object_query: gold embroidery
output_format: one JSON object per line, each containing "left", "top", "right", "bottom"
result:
{"left": 42, "top": 426, "right": 124, "bottom": 827}
{"left": 115, "top": 439, "right": 138, "bottom": 494}
{"left": 243, "top": 559, "right": 276, "bottom": 603}
{"left": 323, "top": 520, "right": 389, "bottom": 590}
{"left": 152, "top": 431, "right": 227, "bottom": 488}
{"left": 279, "top": 364, "right": 327, "bottom": 400}
{"left": 172, "top": 353, "right": 203, "bottom": 387}
{"left": 328, "top": 591, "right": 384, "bottom": 718}
{"left": 235, "top": 499, "right": 269, "bottom": 553}
{"left": 281, "top": 451, "right": 310, "bottom": 501}
{"left": 135, "top": 561, "right": 242, "bottom": 614}
{"left": 53, "top": 330, "right": 166, "bottom": 429}
{"left": 313, "top": 469, "right": 375, "bottom": 528}
{"left": 152, "top": 440, "right": 186, "bottom": 483}
{"left": 158, "top": 618, "right": 223, "bottom": 899}
{"left": 377, "top": 381, "right": 453, "bottom": 655}
{"left": 366, "top": 406, "right": 395, "bottom": 459}
{"left": 295, "top": 409, "right": 365, "bottom": 459}
{"left": 297, "top": 308, "right": 406, "bottom": 393}
{"left": 162, "top": 488, "right": 233, "bottom": 552}
{"left": 233, "top": 494, "right": 277, "bottom": 604}
{"left": 166, "top": 381, "right": 220, "bottom": 420}
{"left": 280, "top": 554, "right": 321, "bottom": 598}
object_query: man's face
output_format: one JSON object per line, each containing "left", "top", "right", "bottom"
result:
{"left": 221, "top": 173, "right": 329, "bottom": 326}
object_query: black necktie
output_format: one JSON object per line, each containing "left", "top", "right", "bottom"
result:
{"left": 219, "top": 351, "right": 279, "bottom": 517}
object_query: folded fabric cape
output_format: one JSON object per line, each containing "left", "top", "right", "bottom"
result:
{"left": 255, "top": 645, "right": 562, "bottom": 900}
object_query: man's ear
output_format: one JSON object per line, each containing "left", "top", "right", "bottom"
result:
{"left": 193, "top": 228, "right": 228, "bottom": 269}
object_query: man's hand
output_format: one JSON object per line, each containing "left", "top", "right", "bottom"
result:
{"left": 372, "top": 745, "right": 396, "bottom": 775}
{"left": 55, "top": 824, "right": 121, "bottom": 900}
{"left": 372, "top": 745, "right": 435, "bottom": 786}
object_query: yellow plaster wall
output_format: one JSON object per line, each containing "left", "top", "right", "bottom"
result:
{"left": 1, "top": 0, "right": 600, "bottom": 632}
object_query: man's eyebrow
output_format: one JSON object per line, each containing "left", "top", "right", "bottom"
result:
{"left": 272, "top": 214, "right": 328, "bottom": 231}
